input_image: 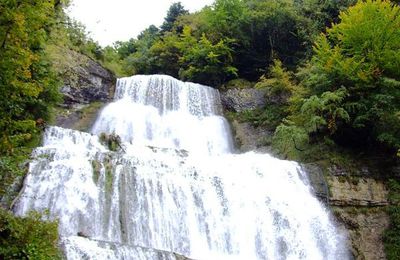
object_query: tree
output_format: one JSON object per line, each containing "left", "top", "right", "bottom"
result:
{"left": 150, "top": 32, "right": 182, "bottom": 77}
{"left": 0, "top": 0, "right": 62, "bottom": 153}
{"left": 114, "top": 38, "right": 136, "bottom": 59}
{"left": 178, "top": 27, "right": 238, "bottom": 86}
{"left": 239, "top": 0, "right": 308, "bottom": 79}
{"left": 123, "top": 25, "right": 160, "bottom": 75}
{"left": 160, "top": 2, "right": 189, "bottom": 33}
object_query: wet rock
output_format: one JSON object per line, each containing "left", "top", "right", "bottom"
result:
{"left": 328, "top": 164, "right": 348, "bottom": 176}
{"left": 220, "top": 88, "right": 267, "bottom": 112}
{"left": 277, "top": 162, "right": 391, "bottom": 259}
{"left": 302, "top": 164, "right": 329, "bottom": 202}
{"left": 77, "top": 231, "right": 90, "bottom": 238}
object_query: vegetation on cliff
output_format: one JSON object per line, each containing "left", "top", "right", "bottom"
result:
{"left": 384, "top": 179, "right": 400, "bottom": 259}
{"left": 273, "top": 0, "right": 400, "bottom": 160}
{"left": 0, "top": 209, "right": 61, "bottom": 259}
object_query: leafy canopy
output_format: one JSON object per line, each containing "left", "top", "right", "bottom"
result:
{"left": 276, "top": 0, "right": 400, "bottom": 156}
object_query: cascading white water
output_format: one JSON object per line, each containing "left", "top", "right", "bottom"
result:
{"left": 14, "top": 75, "right": 348, "bottom": 260}
{"left": 92, "top": 75, "right": 233, "bottom": 156}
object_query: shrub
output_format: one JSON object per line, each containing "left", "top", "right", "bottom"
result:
{"left": 0, "top": 209, "right": 61, "bottom": 259}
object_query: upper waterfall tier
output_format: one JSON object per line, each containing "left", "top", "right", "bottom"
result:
{"left": 92, "top": 75, "right": 233, "bottom": 155}
{"left": 114, "top": 75, "right": 222, "bottom": 116}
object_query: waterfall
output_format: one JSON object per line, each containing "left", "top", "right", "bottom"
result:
{"left": 14, "top": 75, "right": 348, "bottom": 259}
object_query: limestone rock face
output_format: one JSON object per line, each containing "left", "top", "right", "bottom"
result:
{"left": 328, "top": 176, "right": 389, "bottom": 206}
{"left": 220, "top": 88, "right": 266, "bottom": 112}
{"left": 334, "top": 208, "right": 389, "bottom": 260}
{"left": 325, "top": 175, "right": 390, "bottom": 259}
{"left": 59, "top": 50, "right": 115, "bottom": 106}
{"left": 230, "top": 120, "right": 273, "bottom": 153}
{"left": 52, "top": 49, "right": 115, "bottom": 131}
{"left": 220, "top": 87, "right": 272, "bottom": 153}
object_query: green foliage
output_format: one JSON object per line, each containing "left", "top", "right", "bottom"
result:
{"left": 239, "top": 0, "right": 307, "bottom": 77}
{"left": 0, "top": 0, "right": 62, "bottom": 154}
{"left": 105, "top": 162, "right": 113, "bottom": 193}
{"left": 252, "top": 59, "right": 296, "bottom": 128}
{"left": 123, "top": 25, "right": 160, "bottom": 75}
{"left": 297, "top": 0, "right": 357, "bottom": 35}
{"left": 0, "top": 209, "right": 61, "bottom": 260}
{"left": 274, "top": 0, "right": 400, "bottom": 157}
{"left": 223, "top": 78, "right": 254, "bottom": 89}
{"left": 228, "top": 106, "right": 287, "bottom": 130}
{"left": 125, "top": 25, "right": 238, "bottom": 85}
{"left": 178, "top": 27, "right": 237, "bottom": 85}
{"left": 384, "top": 179, "right": 400, "bottom": 260}
{"left": 202, "top": 0, "right": 249, "bottom": 41}
{"left": 101, "top": 46, "right": 127, "bottom": 77}
{"left": 256, "top": 59, "right": 295, "bottom": 96}
{"left": 99, "top": 133, "right": 122, "bottom": 152}
{"left": 161, "top": 2, "right": 189, "bottom": 33}
{"left": 273, "top": 120, "right": 309, "bottom": 159}
{"left": 91, "top": 160, "right": 101, "bottom": 184}
{"left": 300, "top": 87, "right": 350, "bottom": 134}
{"left": 150, "top": 32, "right": 182, "bottom": 77}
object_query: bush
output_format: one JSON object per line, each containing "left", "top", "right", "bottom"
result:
{"left": 384, "top": 179, "right": 400, "bottom": 260}
{"left": 0, "top": 209, "right": 61, "bottom": 260}
{"left": 275, "top": 0, "right": 400, "bottom": 157}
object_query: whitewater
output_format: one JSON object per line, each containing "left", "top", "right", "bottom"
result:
{"left": 14, "top": 75, "right": 348, "bottom": 259}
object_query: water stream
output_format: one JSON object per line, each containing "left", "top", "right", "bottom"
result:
{"left": 14, "top": 75, "right": 348, "bottom": 259}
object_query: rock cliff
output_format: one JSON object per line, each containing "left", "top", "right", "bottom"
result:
{"left": 52, "top": 49, "right": 115, "bottom": 131}
{"left": 58, "top": 49, "right": 115, "bottom": 106}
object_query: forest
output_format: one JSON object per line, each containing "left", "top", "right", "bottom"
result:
{"left": 0, "top": 0, "right": 399, "bottom": 259}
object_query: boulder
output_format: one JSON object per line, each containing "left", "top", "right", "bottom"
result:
{"left": 220, "top": 88, "right": 267, "bottom": 112}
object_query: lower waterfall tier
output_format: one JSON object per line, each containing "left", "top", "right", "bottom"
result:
{"left": 14, "top": 126, "right": 348, "bottom": 260}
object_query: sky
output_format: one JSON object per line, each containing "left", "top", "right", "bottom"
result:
{"left": 67, "top": 0, "right": 214, "bottom": 46}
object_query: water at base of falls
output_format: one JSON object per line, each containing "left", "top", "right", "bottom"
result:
{"left": 14, "top": 75, "right": 348, "bottom": 260}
